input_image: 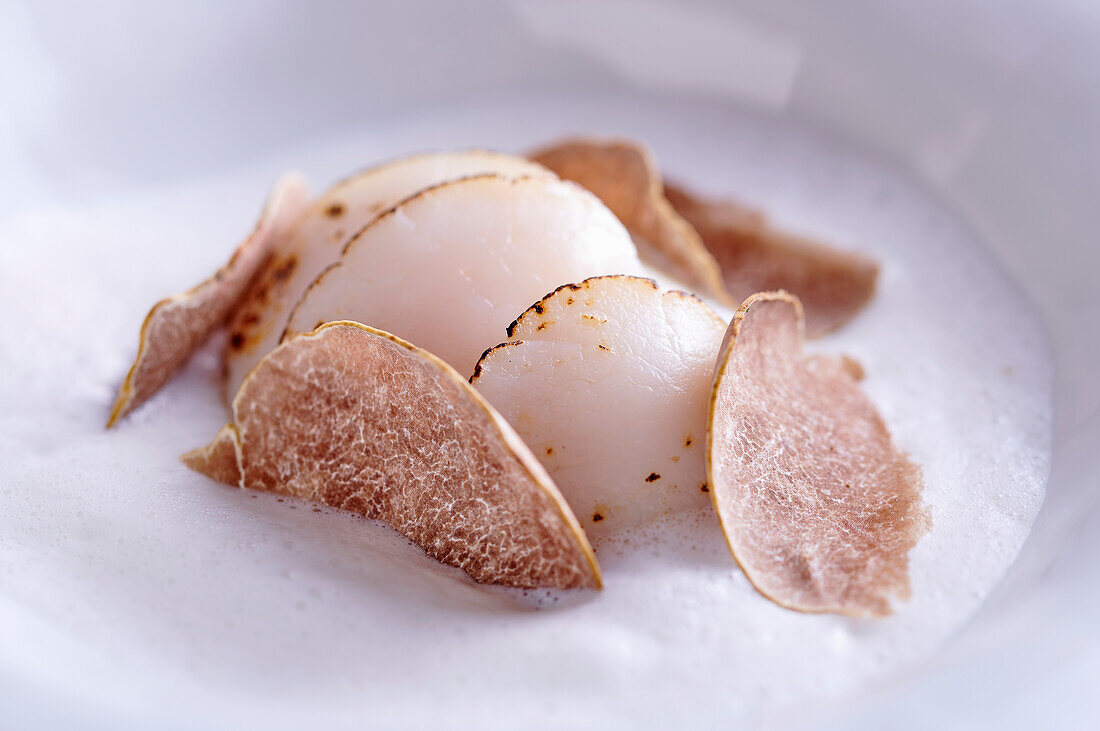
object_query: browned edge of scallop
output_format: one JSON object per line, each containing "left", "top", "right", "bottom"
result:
{"left": 277, "top": 172, "right": 552, "bottom": 346}
{"left": 324, "top": 147, "right": 548, "bottom": 203}
{"left": 183, "top": 320, "right": 602, "bottom": 591}
{"left": 469, "top": 275, "right": 669, "bottom": 383}
{"left": 666, "top": 184, "right": 880, "bottom": 338}
{"left": 705, "top": 291, "right": 928, "bottom": 617}
{"left": 498, "top": 274, "right": 722, "bottom": 344}
{"left": 470, "top": 340, "right": 527, "bottom": 384}
{"left": 107, "top": 173, "right": 310, "bottom": 427}
{"left": 529, "top": 139, "right": 734, "bottom": 306}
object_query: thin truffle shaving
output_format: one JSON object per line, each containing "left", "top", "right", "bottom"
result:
{"left": 184, "top": 321, "right": 601, "bottom": 590}
{"left": 707, "top": 291, "right": 928, "bottom": 616}
{"left": 107, "top": 172, "right": 310, "bottom": 426}
{"left": 529, "top": 139, "right": 732, "bottom": 305}
{"left": 665, "top": 185, "right": 879, "bottom": 337}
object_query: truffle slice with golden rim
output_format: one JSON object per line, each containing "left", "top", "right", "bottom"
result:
{"left": 529, "top": 139, "right": 733, "bottom": 306}
{"left": 707, "top": 291, "right": 928, "bottom": 617}
{"left": 108, "top": 172, "right": 310, "bottom": 427}
{"left": 665, "top": 185, "right": 879, "bottom": 337}
{"left": 224, "top": 151, "right": 553, "bottom": 400}
{"left": 472, "top": 276, "right": 726, "bottom": 540}
{"left": 284, "top": 175, "right": 645, "bottom": 378}
{"left": 184, "top": 321, "right": 601, "bottom": 591}
{"left": 182, "top": 423, "right": 242, "bottom": 487}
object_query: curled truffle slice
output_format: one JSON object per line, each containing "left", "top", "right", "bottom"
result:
{"left": 183, "top": 321, "right": 601, "bottom": 591}
{"left": 665, "top": 185, "right": 879, "bottom": 337}
{"left": 473, "top": 276, "right": 726, "bottom": 540}
{"left": 529, "top": 139, "right": 732, "bottom": 306}
{"left": 108, "top": 172, "right": 310, "bottom": 427}
{"left": 707, "top": 292, "right": 927, "bottom": 617}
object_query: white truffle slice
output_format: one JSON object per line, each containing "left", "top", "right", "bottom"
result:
{"left": 183, "top": 322, "right": 601, "bottom": 591}
{"left": 108, "top": 172, "right": 310, "bottom": 426}
{"left": 665, "top": 185, "right": 879, "bottom": 337}
{"left": 707, "top": 291, "right": 928, "bottom": 617}
{"left": 284, "top": 175, "right": 646, "bottom": 377}
{"left": 472, "top": 276, "right": 726, "bottom": 539}
{"left": 224, "top": 151, "right": 552, "bottom": 399}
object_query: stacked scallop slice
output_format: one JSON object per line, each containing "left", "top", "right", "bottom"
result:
{"left": 110, "top": 140, "right": 927, "bottom": 616}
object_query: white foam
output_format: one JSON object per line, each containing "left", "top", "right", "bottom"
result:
{"left": 0, "top": 93, "right": 1051, "bottom": 728}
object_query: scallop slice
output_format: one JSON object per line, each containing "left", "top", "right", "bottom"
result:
{"left": 223, "top": 151, "right": 553, "bottom": 399}
{"left": 284, "top": 175, "right": 646, "bottom": 378}
{"left": 183, "top": 321, "right": 601, "bottom": 591}
{"left": 529, "top": 138, "right": 732, "bottom": 306}
{"left": 707, "top": 291, "right": 928, "bottom": 617}
{"left": 472, "top": 276, "right": 726, "bottom": 540}
{"left": 665, "top": 184, "right": 879, "bottom": 337}
{"left": 108, "top": 172, "right": 310, "bottom": 427}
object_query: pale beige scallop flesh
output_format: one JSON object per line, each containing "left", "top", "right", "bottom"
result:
{"left": 108, "top": 172, "right": 310, "bottom": 427}
{"left": 472, "top": 276, "right": 726, "bottom": 540}
{"left": 183, "top": 322, "right": 601, "bottom": 591}
{"left": 284, "top": 175, "right": 647, "bottom": 378}
{"left": 707, "top": 291, "right": 929, "bottom": 617}
{"left": 223, "top": 151, "right": 554, "bottom": 399}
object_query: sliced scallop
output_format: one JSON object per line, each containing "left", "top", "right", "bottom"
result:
{"left": 108, "top": 172, "right": 310, "bottom": 427}
{"left": 223, "top": 151, "right": 552, "bottom": 399}
{"left": 529, "top": 138, "right": 732, "bottom": 305}
{"left": 284, "top": 175, "right": 646, "bottom": 377}
{"left": 183, "top": 321, "right": 601, "bottom": 591}
{"left": 665, "top": 184, "right": 879, "bottom": 337}
{"left": 472, "top": 276, "right": 726, "bottom": 540}
{"left": 707, "top": 291, "right": 928, "bottom": 616}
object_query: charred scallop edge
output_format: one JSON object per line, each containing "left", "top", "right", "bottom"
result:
{"left": 470, "top": 340, "right": 527, "bottom": 384}
{"left": 325, "top": 148, "right": 552, "bottom": 201}
{"left": 506, "top": 275, "right": 662, "bottom": 338}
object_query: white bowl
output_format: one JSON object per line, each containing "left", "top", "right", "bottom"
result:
{"left": 2, "top": 1, "right": 1096, "bottom": 727}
